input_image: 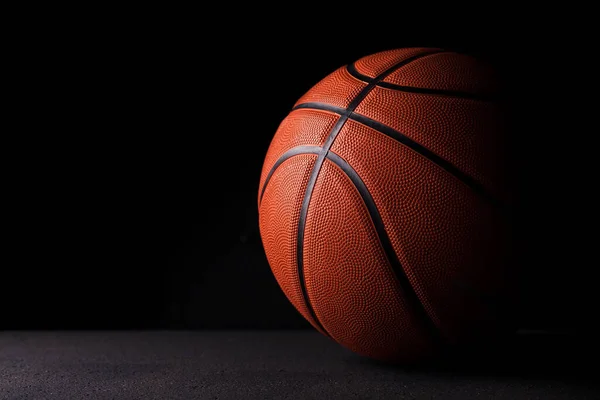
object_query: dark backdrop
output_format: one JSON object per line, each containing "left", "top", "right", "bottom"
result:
{"left": 4, "top": 16, "right": 596, "bottom": 333}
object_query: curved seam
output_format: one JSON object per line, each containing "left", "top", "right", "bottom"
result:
{"left": 295, "top": 49, "right": 444, "bottom": 339}
{"left": 346, "top": 62, "right": 493, "bottom": 101}
{"left": 324, "top": 151, "right": 442, "bottom": 346}
{"left": 259, "top": 145, "right": 321, "bottom": 204}
{"left": 292, "top": 102, "right": 501, "bottom": 208}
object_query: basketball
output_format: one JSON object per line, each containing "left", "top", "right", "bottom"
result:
{"left": 257, "top": 47, "right": 514, "bottom": 363}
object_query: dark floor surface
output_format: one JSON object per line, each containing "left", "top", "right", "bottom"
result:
{"left": 1, "top": 330, "right": 598, "bottom": 399}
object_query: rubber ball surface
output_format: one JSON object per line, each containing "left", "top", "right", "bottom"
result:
{"left": 258, "top": 47, "right": 512, "bottom": 363}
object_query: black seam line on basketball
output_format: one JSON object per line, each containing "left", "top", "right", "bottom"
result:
{"left": 325, "top": 151, "right": 442, "bottom": 345}
{"left": 258, "top": 146, "right": 321, "bottom": 204}
{"left": 293, "top": 102, "right": 500, "bottom": 207}
{"left": 345, "top": 62, "right": 493, "bottom": 101}
{"left": 295, "top": 49, "right": 445, "bottom": 339}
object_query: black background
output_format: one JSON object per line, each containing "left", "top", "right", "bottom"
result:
{"left": 4, "top": 14, "right": 596, "bottom": 333}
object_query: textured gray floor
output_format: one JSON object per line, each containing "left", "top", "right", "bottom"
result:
{"left": 0, "top": 330, "right": 597, "bottom": 399}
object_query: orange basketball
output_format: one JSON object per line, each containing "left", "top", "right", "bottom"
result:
{"left": 257, "top": 47, "right": 514, "bottom": 363}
